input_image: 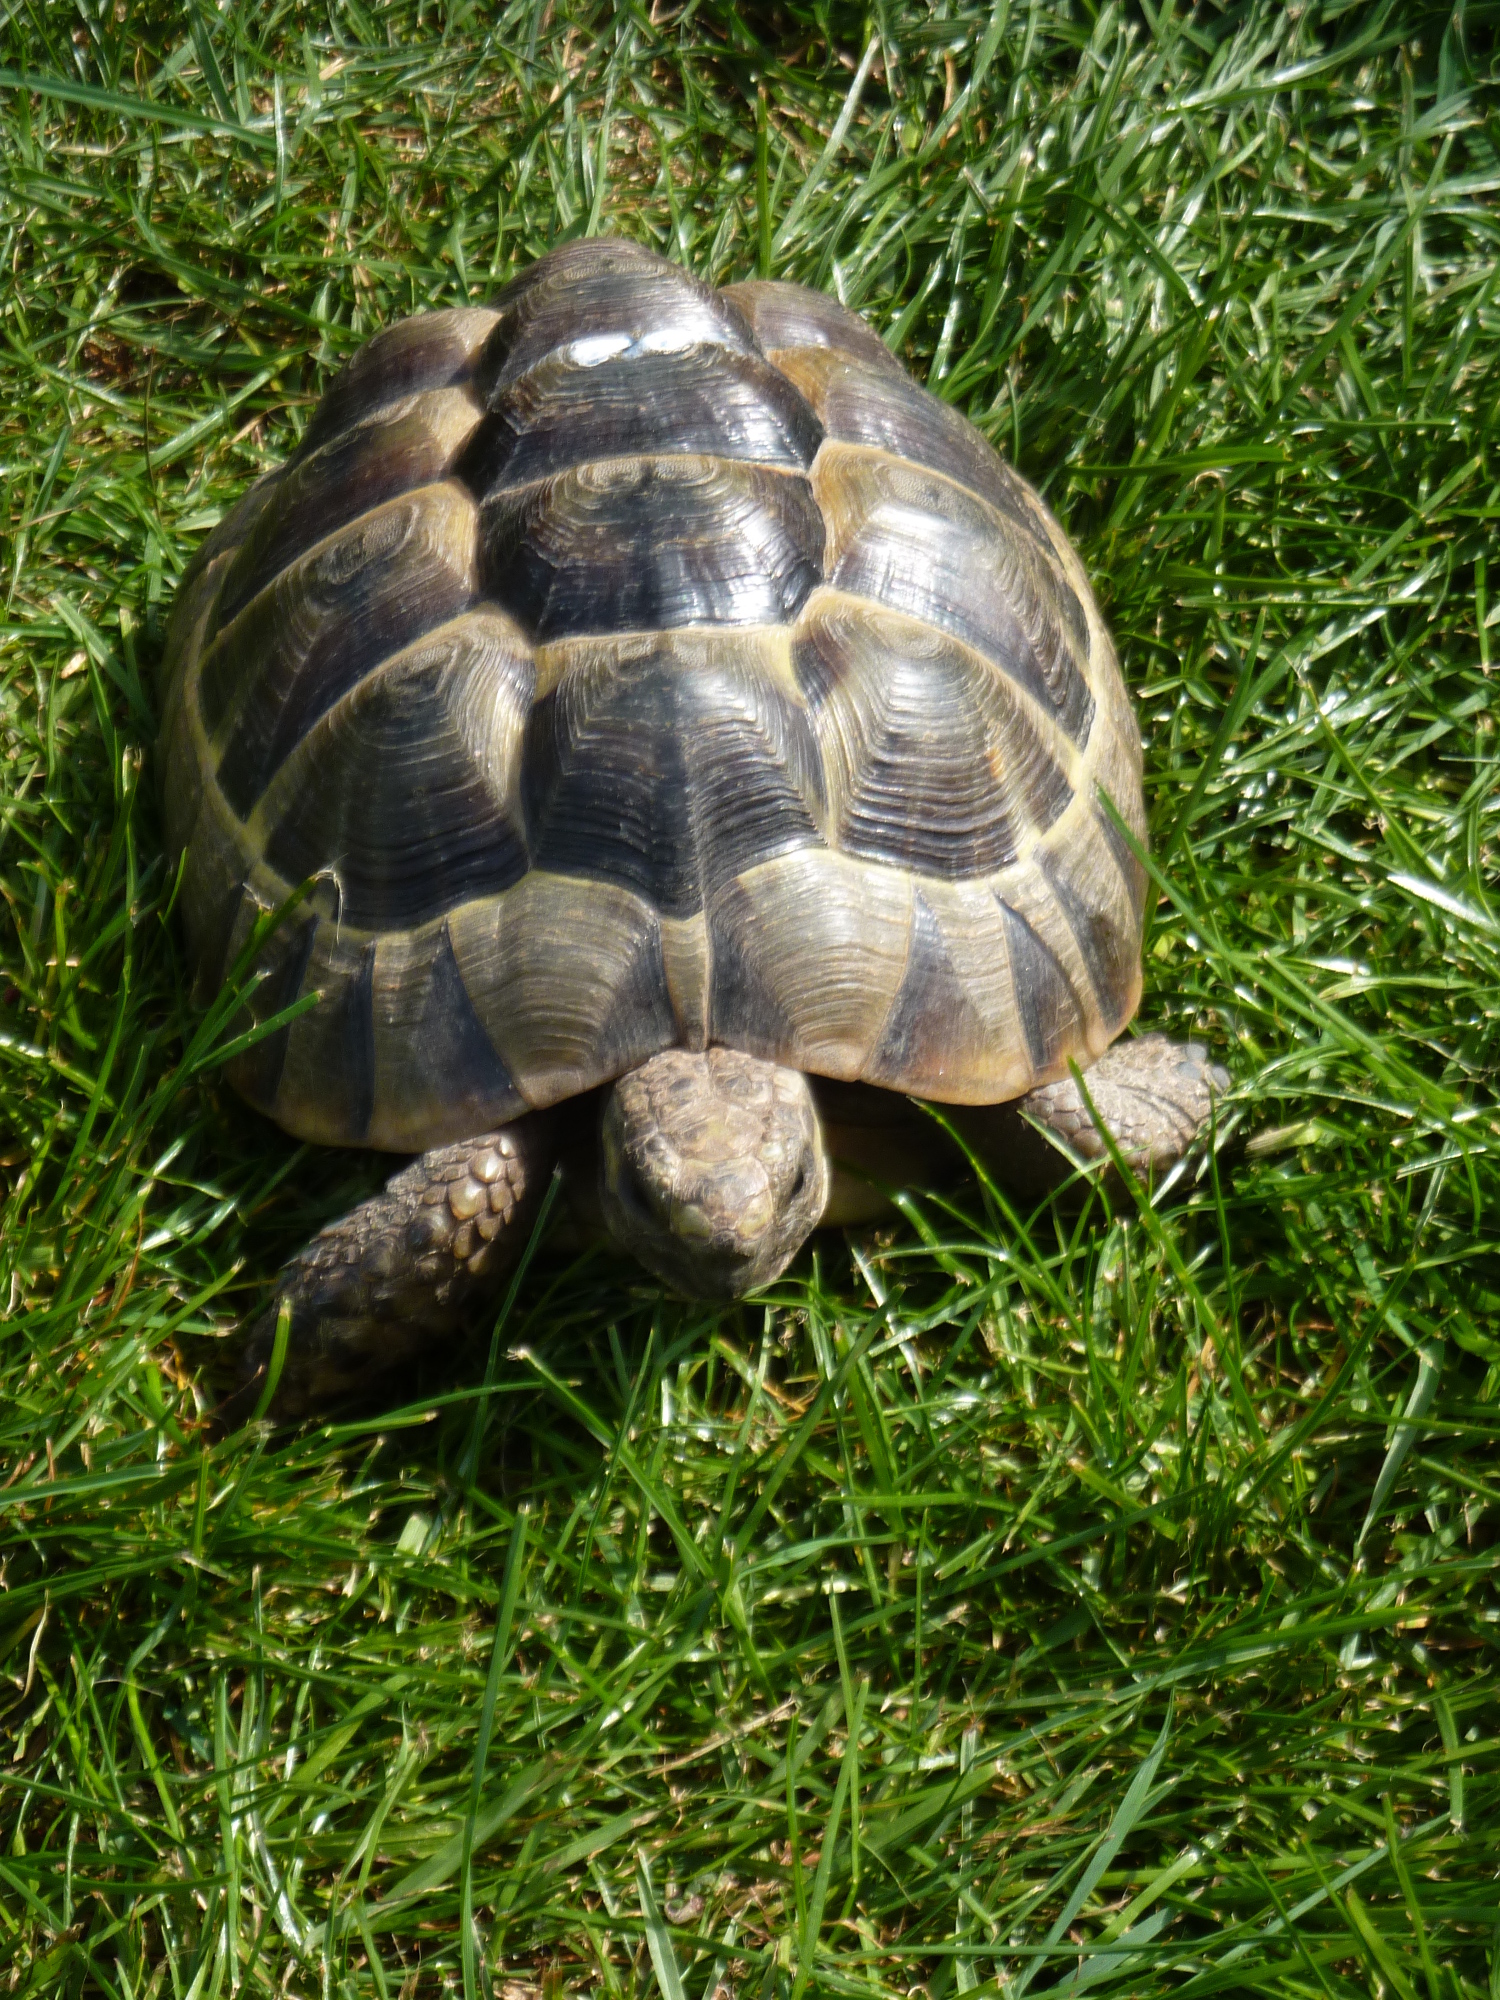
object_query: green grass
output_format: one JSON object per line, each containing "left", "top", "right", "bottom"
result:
{"left": 2, "top": 1, "right": 1498, "bottom": 1994}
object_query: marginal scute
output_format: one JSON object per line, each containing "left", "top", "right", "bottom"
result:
{"left": 1093, "top": 793, "right": 1149, "bottom": 926}
{"left": 157, "top": 242, "right": 1149, "bottom": 1145}
{"left": 446, "top": 872, "right": 675, "bottom": 1109}
{"left": 1088, "top": 683, "right": 1147, "bottom": 851}
{"left": 220, "top": 894, "right": 317, "bottom": 1113}
{"left": 709, "top": 849, "right": 914, "bottom": 1083}
{"left": 660, "top": 912, "right": 712, "bottom": 1050}
{"left": 368, "top": 920, "right": 528, "bottom": 1150}
{"left": 159, "top": 561, "right": 232, "bottom": 862}
{"left": 866, "top": 889, "right": 993, "bottom": 1093}
{"left": 273, "top": 934, "right": 378, "bottom": 1145}
{"left": 864, "top": 878, "right": 1038, "bottom": 1100}
{"left": 1033, "top": 809, "right": 1144, "bottom": 1035}
{"left": 175, "top": 756, "right": 268, "bottom": 1005}
{"left": 996, "top": 897, "right": 1087, "bottom": 1079}
{"left": 722, "top": 278, "right": 903, "bottom": 376}
{"left": 163, "top": 474, "right": 285, "bottom": 693}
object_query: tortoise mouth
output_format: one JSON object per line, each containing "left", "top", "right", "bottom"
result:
{"left": 598, "top": 1048, "right": 828, "bottom": 1299}
{"left": 628, "top": 1229, "right": 798, "bottom": 1302}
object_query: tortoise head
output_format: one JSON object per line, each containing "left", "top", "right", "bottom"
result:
{"left": 599, "top": 1048, "right": 828, "bottom": 1297}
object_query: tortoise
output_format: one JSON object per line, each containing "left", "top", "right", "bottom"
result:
{"left": 159, "top": 238, "right": 1227, "bottom": 1413}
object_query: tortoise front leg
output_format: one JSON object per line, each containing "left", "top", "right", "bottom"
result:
{"left": 230, "top": 1114, "right": 559, "bottom": 1420}
{"left": 956, "top": 1035, "right": 1229, "bottom": 1204}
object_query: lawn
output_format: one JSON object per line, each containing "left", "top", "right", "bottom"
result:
{"left": 2, "top": 2, "right": 1498, "bottom": 1995}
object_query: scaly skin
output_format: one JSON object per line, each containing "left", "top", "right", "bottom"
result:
{"left": 231, "top": 1117, "right": 558, "bottom": 1420}
{"left": 599, "top": 1048, "right": 828, "bottom": 1297}
{"left": 955, "top": 1034, "right": 1231, "bottom": 1200}
{"left": 229, "top": 1037, "right": 1227, "bottom": 1420}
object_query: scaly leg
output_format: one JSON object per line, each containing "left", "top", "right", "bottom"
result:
{"left": 954, "top": 1035, "right": 1229, "bottom": 1203}
{"left": 230, "top": 1115, "right": 558, "bottom": 1420}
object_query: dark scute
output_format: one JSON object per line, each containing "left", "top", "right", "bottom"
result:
{"left": 302, "top": 940, "right": 378, "bottom": 1143}
{"left": 788, "top": 348, "right": 1036, "bottom": 523}
{"left": 264, "top": 647, "right": 531, "bottom": 931}
{"left": 591, "top": 914, "right": 682, "bottom": 1080}
{"left": 997, "top": 898, "right": 1084, "bottom": 1074}
{"left": 198, "top": 497, "right": 423, "bottom": 741}
{"left": 870, "top": 890, "right": 991, "bottom": 1081}
{"left": 180, "top": 469, "right": 287, "bottom": 640}
{"left": 187, "top": 869, "right": 252, "bottom": 1007}
{"left": 1034, "top": 847, "right": 1138, "bottom": 1029}
{"left": 489, "top": 235, "right": 664, "bottom": 301}
{"left": 169, "top": 482, "right": 288, "bottom": 690}
{"left": 302, "top": 311, "right": 492, "bottom": 453}
{"left": 228, "top": 908, "right": 317, "bottom": 1111}
{"left": 1094, "top": 793, "right": 1149, "bottom": 922}
{"left": 209, "top": 502, "right": 473, "bottom": 818}
{"left": 706, "top": 882, "right": 796, "bottom": 1054}
{"left": 795, "top": 618, "right": 1036, "bottom": 877}
{"left": 724, "top": 278, "right": 902, "bottom": 375}
{"left": 483, "top": 457, "right": 824, "bottom": 640}
{"left": 828, "top": 460, "right": 1096, "bottom": 745}
{"left": 524, "top": 647, "right": 824, "bottom": 918}
{"left": 217, "top": 402, "right": 477, "bottom": 629}
{"left": 459, "top": 344, "right": 823, "bottom": 493}
{"left": 475, "top": 239, "right": 758, "bottom": 399}
{"left": 398, "top": 920, "right": 524, "bottom": 1126}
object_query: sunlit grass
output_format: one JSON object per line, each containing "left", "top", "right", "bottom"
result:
{"left": 1, "top": 4, "right": 1497, "bottom": 1996}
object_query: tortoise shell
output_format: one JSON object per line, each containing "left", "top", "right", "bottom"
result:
{"left": 160, "top": 240, "right": 1146, "bottom": 1152}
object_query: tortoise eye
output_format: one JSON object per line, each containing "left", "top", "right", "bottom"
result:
{"left": 614, "top": 1159, "right": 658, "bottom": 1225}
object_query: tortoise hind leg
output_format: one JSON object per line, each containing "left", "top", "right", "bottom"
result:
{"left": 228, "top": 1114, "right": 559, "bottom": 1421}
{"left": 956, "top": 1035, "right": 1229, "bottom": 1204}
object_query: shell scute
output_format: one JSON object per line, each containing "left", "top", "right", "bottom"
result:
{"left": 867, "top": 888, "right": 1004, "bottom": 1097}
{"left": 272, "top": 931, "right": 378, "bottom": 1144}
{"left": 221, "top": 898, "right": 318, "bottom": 1112}
{"left": 461, "top": 342, "right": 823, "bottom": 493}
{"left": 781, "top": 345, "right": 1033, "bottom": 522}
{"left": 1031, "top": 807, "right": 1143, "bottom": 1036}
{"left": 793, "top": 592, "right": 1073, "bottom": 880}
{"left": 258, "top": 611, "right": 533, "bottom": 932}
{"left": 723, "top": 278, "right": 903, "bottom": 376}
{"left": 708, "top": 849, "right": 914, "bottom": 1081}
{"left": 996, "top": 898, "right": 1088, "bottom": 1077}
{"left": 476, "top": 239, "right": 757, "bottom": 400}
{"left": 161, "top": 243, "right": 1147, "bottom": 1143}
{"left": 817, "top": 446, "right": 1096, "bottom": 745}
{"left": 216, "top": 389, "right": 483, "bottom": 630}
{"left": 523, "top": 631, "right": 824, "bottom": 918}
{"left": 480, "top": 455, "right": 824, "bottom": 640}
{"left": 369, "top": 920, "right": 526, "bottom": 1150}
{"left": 201, "top": 483, "right": 477, "bottom": 819}
{"left": 447, "top": 872, "right": 676, "bottom": 1109}
{"left": 302, "top": 307, "right": 499, "bottom": 454}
